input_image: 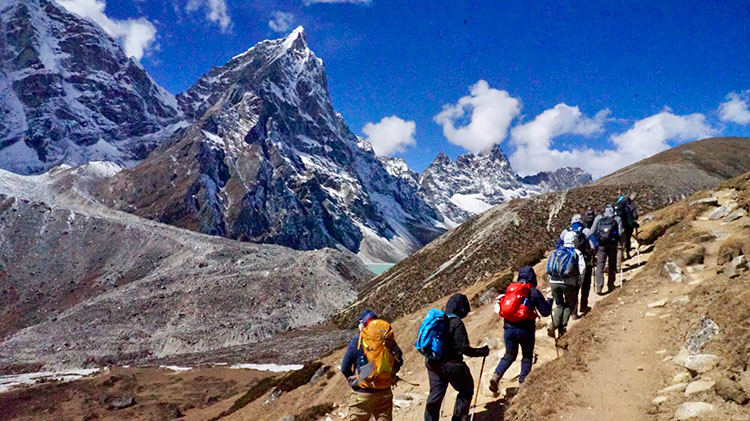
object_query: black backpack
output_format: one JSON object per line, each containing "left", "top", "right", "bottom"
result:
{"left": 583, "top": 210, "right": 596, "bottom": 229}
{"left": 596, "top": 216, "right": 619, "bottom": 244}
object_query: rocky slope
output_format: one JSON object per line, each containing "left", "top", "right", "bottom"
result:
{"left": 336, "top": 137, "right": 750, "bottom": 324}
{"left": 96, "top": 27, "right": 444, "bottom": 264}
{"left": 0, "top": 166, "right": 371, "bottom": 371}
{"left": 418, "top": 145, "right": 591, "bottom": 227}
{"left": 0, "top": 0, "right": 183, "bottom": 175}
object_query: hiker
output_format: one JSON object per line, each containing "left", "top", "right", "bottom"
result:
{"left": 489, "top": 266, "right": 552, "bottom": 393}
{"left": 591, "top": 204, "right": 624, "bottom": 294}
{"left": 424, "top": 293, "right": 489, "bottom": 421}
{"left": 617, "top": 195, "right": 639, "bottom": 260}
{"left": 341, "top": 310, "right": 403, "bottom": 421}
{"left": 547, "top": 231, "right": 586, "bottom": 337}
{"left": 556, "top": 214, "right": 594, "bottom": 316}
{"left": 582, "top": 208, "right": 596, "bottom": 229}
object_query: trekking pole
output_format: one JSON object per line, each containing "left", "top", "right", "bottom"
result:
{"left": 469, "top": 356, "right": 486, "bottom": 421}
{"left": 554, "top": 332, "right": 559, "bottom": 358}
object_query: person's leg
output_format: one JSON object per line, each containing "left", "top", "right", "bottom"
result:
{"left": 558, "top": 285, "right": 575, "bottom": 335}
{"left": 518, "top": 328, "right": 535, "bottom": 383}
{"left": 550, "top": 284, "right": 564, "bottom": 335}
{"left": 607, "top": 244, "right": 618, "bottom": 291}
{"left": 373, "top": 390, "right": 394, "bottom": 421}
{"left": 596, "top": 247, "right": 607, "bottom": 293}
{"left": 347, "top": 391, "right": 374, "bottom": 421}
{"left": 424, "top": 362, "right": 448, "bottom": 421}
{"left": 580, "top": 261, "right": 592, "bottom": 311}
{"left": 444, "top": 361, "right": 475, "bottom": 421}
{"left": 624, "top": 227, "right": 633, "bottom": 259}
{"left": 490, "top": 327, "right": 519, "bottom": 393}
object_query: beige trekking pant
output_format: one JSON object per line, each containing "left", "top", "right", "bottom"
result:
{"left": 346, "top": 389, "right": 393, "bottom": 421}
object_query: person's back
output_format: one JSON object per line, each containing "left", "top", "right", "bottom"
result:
{"left": 547, "top": 231, "right": 585, "bottom": 337}
{"left": 591, "top": 204, "right": 622, "bottom": 294}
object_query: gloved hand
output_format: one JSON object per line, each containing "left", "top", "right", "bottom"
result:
{"left": 347, "top": 376, "right": 359, "bottom": 388}
{"left": 477, "top": 345, "right": 490, "bottom": 357}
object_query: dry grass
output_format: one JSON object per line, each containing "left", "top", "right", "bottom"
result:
{"left": 718, "top": 237, "right": 746, "bottom": 266}
{"left": 295, "top": 403, "right": 335, "bottom": 421}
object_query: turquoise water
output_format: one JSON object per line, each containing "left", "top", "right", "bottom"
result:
{"left": 366, "top": 263, "right": 396, "bottom": 275}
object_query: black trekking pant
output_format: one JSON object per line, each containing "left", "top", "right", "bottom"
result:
{"left": 494, "top": 325, "right": 534, "bottom": 383}
{"left": 623, "top": 226, "right": 634, "bottom": 257}
{"left": 551, "top": 283, "right": 577, "bottom": 335}
{"left": 579, "top": 258, "right": 593, "bottom": 310}
{"left": 424, "top": 360, "right": 474, "bottom": 421}
{"left": 596, "top": 243, "right": 618, "bottom": 292}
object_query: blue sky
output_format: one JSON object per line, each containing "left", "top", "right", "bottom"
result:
{"left": 60, "top": 0, "right": 750, "bottom": 178}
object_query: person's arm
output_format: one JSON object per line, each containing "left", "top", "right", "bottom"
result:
{"left": 576, "top": 250, "right": 586, "bottom": 283}
{"left": 453, "top": 320, "right": 488, "bottom": 357}
{"left": 531, "top": 288, "right": 552, "bottom": 317}
{"left": 590, "top": 215, "right": 601, "bottom": 234}
{"left": 340, "top": 337, "right": 359, "bottom": 379}
{"left": 391, "top": 340, "right": 404, "bottom": 375}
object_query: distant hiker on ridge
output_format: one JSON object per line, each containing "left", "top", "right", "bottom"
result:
{"left": 556, "top": 214, "right": 594, "bottom": 317}
{"left": 489, "top": 266, "right": 552, "bottom": 393}
{"left": 418, "top": 293, "right": 489, "bottom": 421}
{"left": 617, "top": 195, "right": 639, "bottom": 260}
{"left": 546, "top": 231, "right": 586, "bottom": 337}
{"left": 341, "top": 310, "right": 403, "bottom": 421}
{"left": 591, "top": 204, "right": 624, "bottom": 294}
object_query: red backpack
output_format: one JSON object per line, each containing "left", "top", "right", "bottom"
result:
{"left": 498, "top": 282, "right": 537, "bottom": 322}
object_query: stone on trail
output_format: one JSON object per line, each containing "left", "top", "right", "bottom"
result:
{"left": 725, "top": 255, "right": 747, "bottom": 279}
{"left": 723, "top": 208, "right": 747, "bottom": 222}
{"left": 673, "top": 372, "right": 692, "bottom": 384}
{"left": 672, "top": 348, "right": 690, "bottom": 366}
{"left": 684, "top": 379, "right": 715, "bottom": 395}
{"left": 708, "top": 206, "right": 731, "bottom": 220}
{"left": 688, "top": 197, "right": 719, "bottom": 207}
{"left": 674, "top": 402, "right": 715, "bottom": 420}
{"left": 684, "top": 354, "right": 720, "bottom": 373}
{"left": 714, "top": 377, "right": 749, "bottom": 404}
{"left": 664, "top": 262, "right": 684, "bottom": 282}
{"left": 651, "top": 396, "right": 668, "bottom": 405}
{"left": 648, "top": 299, "right": 667, "bottom": 308}
{"left": 672, "top": 295, "right": 690, "bottom": 305}
{"left": 685, "top": 317, "right": 719, "bottom": 353}
{"left": 659, "top": 382, "right": 688, "bottom": 394}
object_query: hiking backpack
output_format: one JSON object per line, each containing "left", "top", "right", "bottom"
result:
{"left": 498, "top": 282, "right": 536, "bottom": 322}
{"left": 617, "top": 197, "right": 639, "bottom": 228}
{"left": 546, "top": 247, "right": 579, "bottom": 278}
{"left": 596, "top": 215, "right": 619, "bottom": 244}
{"left": 357, "top": 319, "right": 397, "bottom": 389}
{"left": 415, "top": 309, "right": 451, "bottom": 360}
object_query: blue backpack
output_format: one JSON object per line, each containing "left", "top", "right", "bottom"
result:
{"left": 415, "top": 309, "right": 452, "bottom": 360}
{"left": 546, "top": 247, "right": 579, "bottom": 278}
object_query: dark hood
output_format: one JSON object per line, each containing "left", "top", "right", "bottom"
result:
{"left": 518, "top": 266, "right": 537, "bottom": 286}
{"left": 356, "top": 310, "right": 378, "bottom": 325}
{"left": 445, "top": 293, "right": 470, "bottom": 318}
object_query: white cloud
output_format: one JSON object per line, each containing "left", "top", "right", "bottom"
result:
{"left": 56, "top": 0, "right": 156, "bottom": 60}
{"left": 434, "top": 80, "right": 521, "bottom": 155}
{"left": 362, "top": 116, "right": 417, "bottom": 156}
{"left": 186, "top": 0, "right": 231, "bottom": 32}
{"left": 269, "top": 11, "right": 294, "bottom": 33}
{"left": 509, "top": 108, "right": 716, "bottom": 178}
{"left": 719, "top": 91, "right": 750, "bottom": 125}
{"left": 303, "top": 0, "right": 371, "bottom": 4}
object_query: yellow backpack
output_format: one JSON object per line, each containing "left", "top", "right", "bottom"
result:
{"left": 357, "top": 319, "right": 397, "bottom": 389}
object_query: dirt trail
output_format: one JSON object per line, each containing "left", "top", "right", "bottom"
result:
{"left": 555, "top": 189, "right": 738, "bottom": 421}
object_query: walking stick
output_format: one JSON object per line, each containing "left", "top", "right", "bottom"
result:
{"left": 554, "top": 332, "right": 560, "bottom": 358}
{"left": 470, "top": 356, "right": 486, "bottom": 421}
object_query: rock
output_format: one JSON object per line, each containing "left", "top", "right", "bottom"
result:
{"left": 685, "top": 317, "right": 719, "bottom": 353}
{"left": 723, "top": 208, "right": 747, "bottom": 222}
{"left": 688, "top": 197, "right": 719, "bottom": 207}
{"left": 664, "top": 262, "right": 684, "bottom": 282}
{"left": 672, "top": 295, "right": 690, "bottom": 305}
{"left": 475, "top": 288, "right": 499, "bottom": 307}
{"left": 673, "top": 372, "right": 692, "bottom": 384}
{"left": 672, "top": 348, "right": 691, "bottom": 366}
{"left": 708, "top": 206, "right": 730, "bottom": 220}
{"left": 725, "top": 255, "right": 747, "bottom": 279}
{"left": 393, "top": 393, "right": 422, "bottom": 408}
{"left": 674, "top": 402, "right": 715, "bottom": 419}
{"left": 308, "top": 365, "right": 328, "bottom": 386}
{"left": 684, "top": 354, "right": 720, "bottom": 373}
{"left": 484, "top": 337, "right": 502, "bottom": 350}
{"left": 648, "top": 299, "right": 667, "bottom": 308}
{"left": 278, "top": 416, "right": 295, "bottom": 421}
{"left": 714, "top": 378, "right": 749, "bottom": 404}
{"left": 659, "top": 382, "right": 688, "bottom": 394}
{"left": 651, "top": 396, "right": 668, "bottom": 405}
{"left": 685, "top": 379, "right": 715, "bottom": 395}
{"left": 107, "top": 395, "right": 135, "bottom": 410}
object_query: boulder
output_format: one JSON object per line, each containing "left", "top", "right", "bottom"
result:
{"left": 659, "top": 382, "right": 688, "bottom": 394}
{"left": 725, "top": 255, "right": 747, "bottom": 279}
{"left": 648, "top": 299, "right": 667, "bottom": 308}
{"left": 684, "top": 379, "right": 715, "bottom": 395}
{"left": 651, "top": 396, "right": 668, "bottom": 405}
{"left": 673, "top": 372, "right": 692, "bottom": 384}
{"left": 685, "top": 317, "right": 720, "bottom": 353}
{"left": 714, "top": 378, "right": 749, "bottom": 404}
{"left": 106, "top": 395, "right": 135, "bottom": 410}
{"left": 684, "top": 354, "right": 720, "bottom": 373}
{"left": 674, "top": 402, "right": 714, "bottom": 420}
{"left": 664, "top": 262, "right": 684, "bottom": 282}
{"left": 672, "top": 348, "right": 691, "bottom": 366}
{"left": 688, "top": 197, "right": 719, "bottom": 207}
{"left": 708, "top": 206, "right": 730, "bottom": 220}
{"left": 723, "top": 208, "right": 747, "bottom": 222}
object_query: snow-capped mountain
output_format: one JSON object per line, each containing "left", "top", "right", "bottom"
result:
{"left": 0, "top": 0, "right": 183, "bottom": 174}
{"left": 418, "top": 145, "right": 592, "bottom": 227}
{"left": 101, "top": 27, "right": 444, "bottom": 263}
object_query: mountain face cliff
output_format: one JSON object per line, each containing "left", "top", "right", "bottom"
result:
{"left": 0, "top": 0, "right": 183, "bottom": 175}
{"left": 417, "top": 145, "right": 592, "bottom": 227}
{"left": 99, "top": 28, "right": 444, "bottom": 263}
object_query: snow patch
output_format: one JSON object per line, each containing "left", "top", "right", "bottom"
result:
{"left": 449, "top": 193, "right": 493, "bottom": 214}
{"left": 229, "top": 363, "right": 304, "bottom": 372}
{"left": 0, "top": 368, "right": 101, "bottom": 393}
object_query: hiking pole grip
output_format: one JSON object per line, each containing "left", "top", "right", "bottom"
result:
{"left": 470, "top": 355, "right": 486, "bottom": 421}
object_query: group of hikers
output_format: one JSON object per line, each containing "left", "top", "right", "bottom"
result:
{"left": 340, "top": 196, "right": 639, "bottom": 420}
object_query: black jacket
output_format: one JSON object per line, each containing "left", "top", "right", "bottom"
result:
{"left": 437, "top": 294, "right": 485, "bottom": 362}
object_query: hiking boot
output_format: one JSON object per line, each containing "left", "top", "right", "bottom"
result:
{"left": 547, "top": 324, "right": 556, "bottom": 338}
{"left": 488, "top": 372, "right": 501, "bottom": 394}
{"left": 571, "top": 313, "right": 580, "bottom": 320}
{"left": 595, "top": 287, "right": 604, "bottom": 295}
{"left": 580, "top": 306, "right": 592, "bottom": 314}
